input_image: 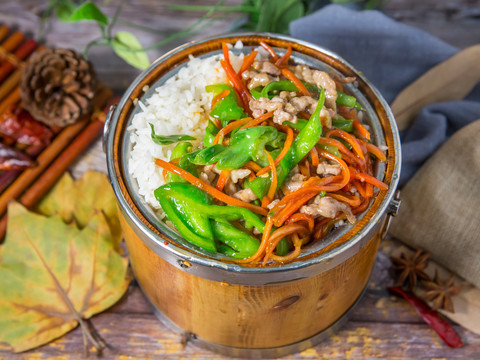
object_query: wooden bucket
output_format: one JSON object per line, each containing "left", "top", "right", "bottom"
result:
{"left": 104, "top": 33, "right": 401, "bottom": 358}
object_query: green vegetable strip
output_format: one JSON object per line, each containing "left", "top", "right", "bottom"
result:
{"left": 336, "top": 90, "right": 365, "bottom": 111}
{"left": 332, "top": 115, "right": 354, "bottom": 132}
{"left": 149, "top": 123, "right": 195, "bottom": 145}
{"left": 167, "top": 142, "right": 198, "bottom": 183}
{"left": 206, "top": 84, "right": 246, "bottom": 126}
{"left": 155, "top": 183, "right": 265, "bottom": 255}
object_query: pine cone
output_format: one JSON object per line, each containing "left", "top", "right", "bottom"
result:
{"left": 20, "top": 48, "right": 97, "bottom": 127}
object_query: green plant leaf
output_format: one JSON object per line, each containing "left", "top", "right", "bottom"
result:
{"left": 149, "top": 123, "right": 196, "bottom": 145}
{"left": 69, "top": 1, "right": 108, "bottom": 25}
{"left": 54, "top": 0, "right": 77, "bottom": 22}
{"left": 111, "top": 31, "right": 150, "bottom": 70}
{"left": 273, "top": 0, "right": 305, "bottom": 34}
{"left": 0, "top": 202, "right": 129, "bottom": 352}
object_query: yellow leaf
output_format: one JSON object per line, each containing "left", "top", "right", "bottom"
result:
{"left": 36, "top": 170, "right": 122, "bottom": 252}
{"left": 0, "top": 202, "right": 129, "bottom": 352}
{"left": 36, "top": 172, "right": 75, "bottom": 223}
{"left": 391, "top": 44, "right": 480, "bottom": 131}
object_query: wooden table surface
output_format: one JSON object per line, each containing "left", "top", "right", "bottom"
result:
{"left": 1, "top": 1, "right": 480, "bottom": 359}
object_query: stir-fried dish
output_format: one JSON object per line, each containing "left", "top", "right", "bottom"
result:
{"left": 152, "top": 41, "right": 388, "bottom": 264}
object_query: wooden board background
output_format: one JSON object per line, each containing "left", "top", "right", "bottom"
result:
{"left": 0, "top": 1, "right": 479, "bottom": 359}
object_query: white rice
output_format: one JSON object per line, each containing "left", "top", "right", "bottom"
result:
{"left": 128, "top": 47, "right": 248, "bottom": 209}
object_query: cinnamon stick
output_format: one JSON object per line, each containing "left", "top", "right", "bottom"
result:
{"left": 20, "top": 119, "right": 105, "bottom": 207}
{"left": 0, "top": 87, "right": 20, "bottom": 114}
{"left": 0, "top": 31, "right": 25, "bottom": 54}
{"left": 0, "top": 86, "right": 112, "bottom": 240}
{"left": 0, "top": 25, "right": 10, "bottom": 43}
{"left": 0, "top": 38, "right": 37, "bottom": 83}
{"left": 0, "top": 68, "right": 21, "bottom": 102}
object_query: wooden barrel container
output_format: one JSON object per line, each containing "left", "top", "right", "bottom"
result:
{"left": 104, "top": 33, "right": 401, "bottom": 358}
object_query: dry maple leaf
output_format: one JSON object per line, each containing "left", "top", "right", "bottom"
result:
{"left": 0, "top": 202, "right": 129, "bottom": 352}
{"left": 36, "top": 171, "right": 122, "bottom": 252}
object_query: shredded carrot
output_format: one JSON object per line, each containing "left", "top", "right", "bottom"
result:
{"left": 286, "top": 213, "right": 315, "bottom": 232}
{"left": 244, "top": 160, "right": 262, "bottom": 173}
{"left": 299, "top": 163, "right": 310, "bottom": 177}
{"left": 162, "top": 158, "right": 180, "bottom": 180}
{"left": 220, "top": 59, "right": 252, "bottom": 112}
{"left": 236, "top": 215, "right": 274, "bottom": 263}
{"left": 352, "top": 196, "right": 370, "bottom": 214}
{"left": 353, "top": 180, "right": 367, "bottom": 198}
{"left": 222, "top": 42, "right": 230, "bottom": 63}
{"left": 269, "top": 233, "right": 302, "bottom": 263}
{"left": 317, "top": 149, "right": 351, "bottom": 189}
{"left": 326, "top": 129, "right": 365, "bottom": 162}
{"left": 310, "top": 145, "right": 320, "bottom": 167}
{"left": 257, "top": 126, "right": 294, "bottom": 175}
{"left": 211, "top": 89, "right": 230, "bottom": 109}
{"left": 349, "top": 166, "right": 388, "bottom": 190}
{"left": 281, "top": 68, "right": 310, "bottom": 96}
{"left": 261, "top": 196, "right": 271, "bottom": 208}
{"left": 364, "top": 141, "right": 387, "bottom": 161}
{"left": 239, "top": 50, "right": 258, "bottom": 74}
{"left": 365, "top": 183, "right": 374, "bottom": 197}
{"left": 266, "top": 151, "right": 277, "bottom": 202}
{"left": 239, "top": 111, "right": 274, "bottom": 131}
{"left": 263, "top": 223, "right": 309, "bottom": 264}
{"left": 260, "top": 41, "right": 279, "bottom": 61}
{"left": 275, "top": 45, "right": 292, "bottom": 67}
{"left": 212, "top": 117, "right": 251, "bottom": 145}
{"left": 329, "top": 193, "right": 362, "bottom": 207}
{"left": 353, "top": 119, "right": 371, "bottom": 140}
{"left": 216, "top": 170, "right": 230, "bottom": 192}
{"left": 155, "top": 158, "right": 267, "bottom": 216}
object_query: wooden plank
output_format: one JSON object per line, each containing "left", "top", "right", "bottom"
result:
{"left": 1, "top": 315, "right": 478, "bottom": 359}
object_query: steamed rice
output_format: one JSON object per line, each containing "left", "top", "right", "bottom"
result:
{"left": 128, "top": 45, "right": 249, "bottom": 209}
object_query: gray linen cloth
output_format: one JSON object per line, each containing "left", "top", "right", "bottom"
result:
{"left": 290, "top": 4, "right": 480, "bottom": 186}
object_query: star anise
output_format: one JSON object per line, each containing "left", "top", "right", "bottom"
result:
{"left": 421, "top": 270, "right": 463, "bottom": 313}
{"left": 390, "top": 249, "right": 431, "bottom": 290}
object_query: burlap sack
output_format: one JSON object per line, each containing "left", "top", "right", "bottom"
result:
{"left": 389, "top": 119, "right": 480, "bottom": 288}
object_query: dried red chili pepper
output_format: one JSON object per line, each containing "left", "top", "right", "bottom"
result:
{"left": 0, "top": 143, "right": 34, "bottom": 171}
{"left": 0, "top": 105, "right": 53, "bottom": 148}
{"left": 388, "top": 286, "right": 463, "bottom": 348}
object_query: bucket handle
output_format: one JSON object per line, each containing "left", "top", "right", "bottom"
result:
{"left": 380, "top": 190, "right": 401, "bottom": 239}
{"left": 103, "top": 104, "right": 117, "bottom": 153}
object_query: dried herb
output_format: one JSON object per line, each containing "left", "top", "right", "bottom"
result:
{"left": 388, "top": 286, "right": 463, "bottom": 348}
{"left": 390, "top": 249, "right": 431, "bottom": 290}
{"left": 422, "top": 270, "right": 463, "bottom": 313}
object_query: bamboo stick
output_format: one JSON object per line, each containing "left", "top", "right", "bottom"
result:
{"left": 0, "top": 38, "right": 37, "bottom": 83}
{"left": 0, "top": 25, "right": 10, "bottom": 43}
{"left": 0, "top": 87, "right": 20, "bottom": 114}
{"left": 0, "top": 31, "right": 25, "bottom": 54}
{"left": 0, "top": 68, "right": 21, "bottom": 102}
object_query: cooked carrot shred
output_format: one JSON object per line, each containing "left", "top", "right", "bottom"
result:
{"left": 266, "top": 151, "right": 277, "bottom": 202}
{"left": 260, "top": 41, "right": 279, "bottom": 61}
{"left": 212, "top": 117, "right": 251, "bottom": 145}
{"left": 211, "top": 89, "right": 230, "bottom": 109}
{"left": 310, "top": 145, "right": 320, "bottom": 167}
{"left": 257, "top": 126, "right": 294, "bottom": 175}
{"left": 216, "top": 170, "right": 230, "bottom": 192}
{"left": 239, "top": 50, "right": 258, "bottom": 74}
{"left": 353, "top": 119, "right": 371, "bottom": 140}
{"left": 326, "top": 129, "right": 365, "bottom": 162}
{"left": 275, "top": 45, "right": 292, "bottom": 67}
{"left": 239, "top": 111, "right": 273, "bottom": 131}
{"left": 281, "top": 68, "right": 310, "bottom": 96}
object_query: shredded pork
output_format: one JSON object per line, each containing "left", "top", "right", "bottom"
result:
{"left": 300, "top": 195, "right": 356, "bottom": 224}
